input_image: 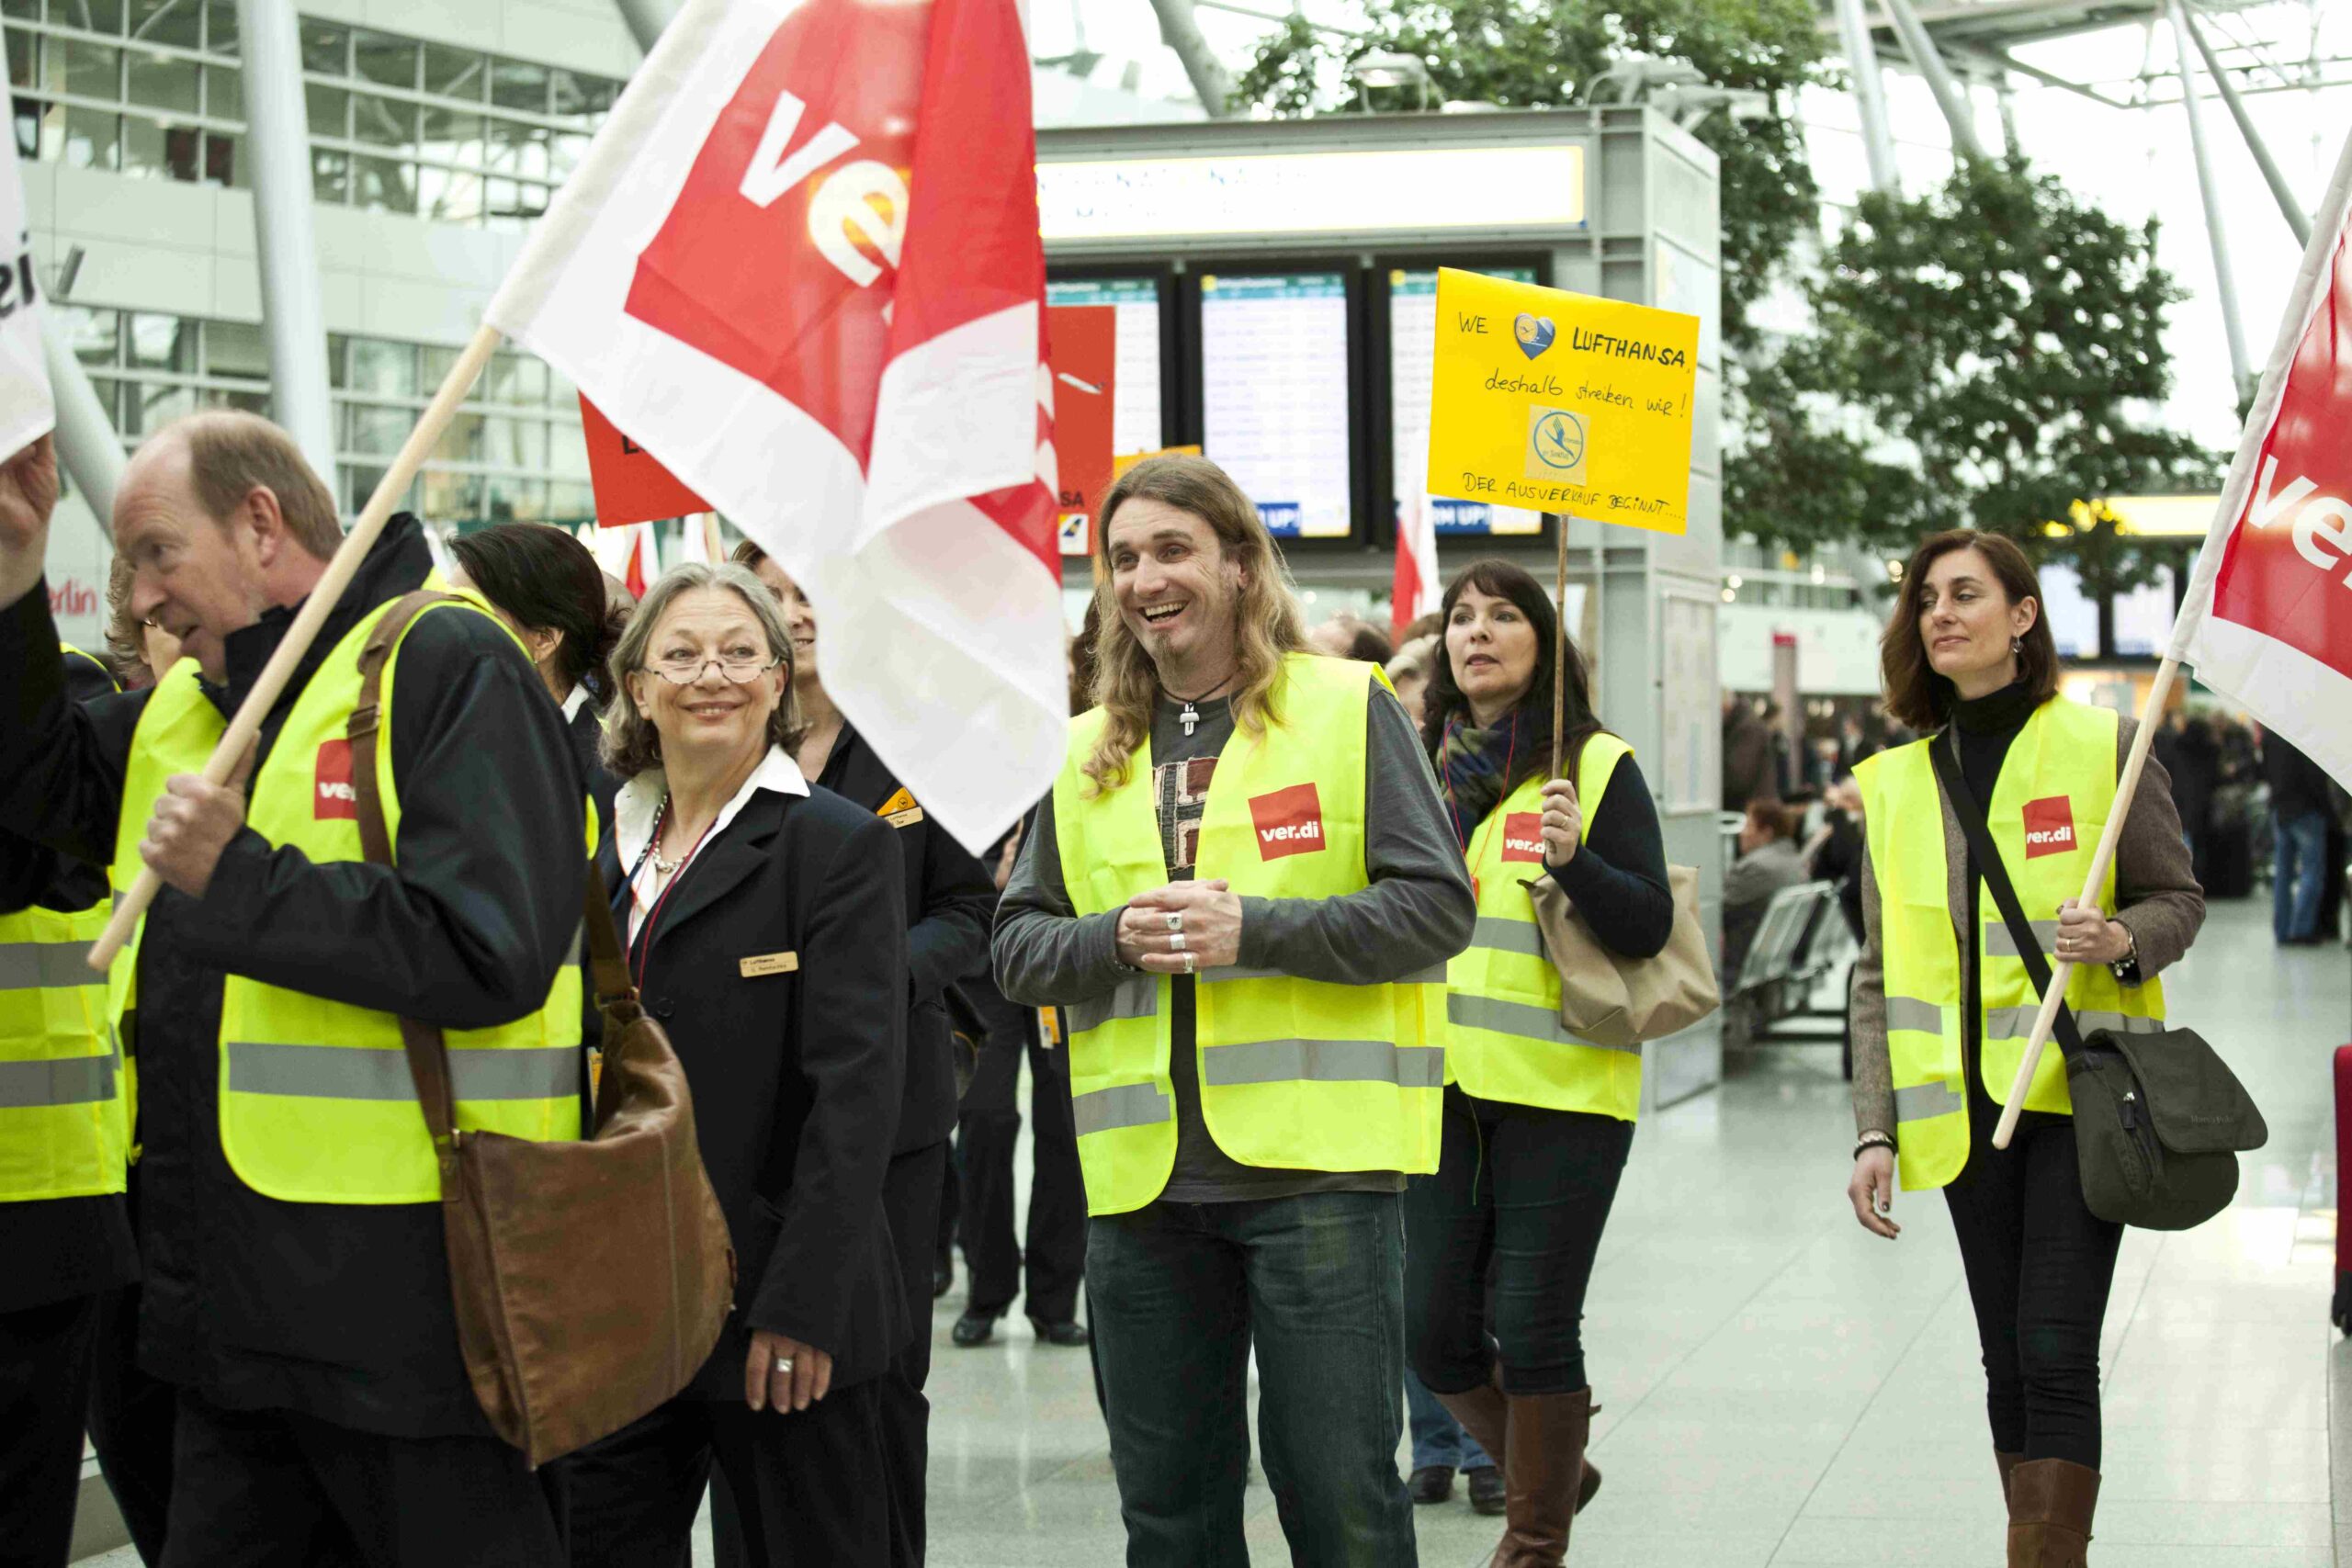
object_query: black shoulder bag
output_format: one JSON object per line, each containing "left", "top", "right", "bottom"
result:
{"left": 1929, "top": 734, "right": 2265, "bottom": 1232}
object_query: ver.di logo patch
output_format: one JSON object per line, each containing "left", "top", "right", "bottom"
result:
{"left": 1249, "top": 784, "right": 1325, "bottom": 861}
{"left": 2022, "top": 795, "right": 2075, "bottom": 859}
{"left": 1500, "top": 812, "right": 1545, "bottom": 864}
{"left": 314, "top": 739, "right": 357, "bottom": 821}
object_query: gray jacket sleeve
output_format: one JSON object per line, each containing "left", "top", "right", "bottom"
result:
{"left": 1850, "top": 834, "right": 1894, "bottom": 1140}
{"left": 2109, "top": 718, "right": 2205, "bottom": 977}
{"left": 991, "top": 799, "right": 1130, "bottom": 1010}
{"left": 1235, "top": 688, "right": 1476, "bottom": 986}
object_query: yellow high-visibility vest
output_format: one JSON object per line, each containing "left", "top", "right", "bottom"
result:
{"left": 0, "top": 644, "right": 126, "bottom": 1202}
{"left": 1444, "top": 732, "right": 1641, "bottom": 1119}
{"left": 108, "top": 598, "right": 583, "bottom": 1205}
{"left": 1855, "top": 696, "right": 2165, "bottom": 1191}
{"left": 1052, "top": 653, "right": 1446, "bottom": 1216}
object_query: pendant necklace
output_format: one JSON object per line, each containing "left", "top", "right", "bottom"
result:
{"left": 1166, "top": 671, "right": 1238, "bottom": 738}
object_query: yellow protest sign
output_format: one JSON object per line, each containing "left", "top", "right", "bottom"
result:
{"left": 1426, "top": 268, "right": 1699, "bottom": 536}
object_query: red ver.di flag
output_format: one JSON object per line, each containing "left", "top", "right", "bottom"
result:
{"left": 485, "top": 0, "right": 1060, "bottom": 852}
{"left": 2178, "top": 129, "right": 2352, "bottom": 789}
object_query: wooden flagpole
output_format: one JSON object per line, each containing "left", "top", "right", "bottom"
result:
{"left": 1993, "top": 124, "right": 2352, "bottom": 1148}
{"left": 87, "top": 323, "right": 506, "bottom": 971}
{"left": 1551, "top": 516, "right": 1567, "bottom": 781}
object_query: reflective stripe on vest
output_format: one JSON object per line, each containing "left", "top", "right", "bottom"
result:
{"left": 112, "top": 599, "right": 584, "bottom": 1206}
{"left": 1444, "top": 735, "right": 1646, "bottom": 1117}
{"left": 1855, "top": 697, "right": 2165, "bottom": 1193}
{"left": 1052, "top": 653, "right": 1444, "bottom": 1216}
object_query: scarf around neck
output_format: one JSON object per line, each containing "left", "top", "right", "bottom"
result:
{"left": 1438, "top": 710, "right": 1524, "bottom": 849}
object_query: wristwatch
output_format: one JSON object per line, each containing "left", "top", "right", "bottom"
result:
{"left": 2108, "top": 923, "right": 2141, "bottom": 984}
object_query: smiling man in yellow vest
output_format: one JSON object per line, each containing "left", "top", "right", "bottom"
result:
{"left": 995, "top": 456, "right": 1475, "bottom": 1568}
{"left": 0, "top": 417, "right": 586, "bottom": 1567}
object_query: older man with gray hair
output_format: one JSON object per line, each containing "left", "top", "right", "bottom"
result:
{"left": 0, "top": 414, "right": 586, "bottom": 1565}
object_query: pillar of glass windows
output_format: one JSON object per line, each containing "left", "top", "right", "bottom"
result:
{"left": 6, "top": 2, "right": 620, "bottom": 228}
{"left": 57, "top": 302, "right": 596, "bottom": 527}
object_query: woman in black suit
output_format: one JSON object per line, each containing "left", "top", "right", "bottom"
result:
{"left": 446, "top": 522, "right": 628, "bottom": 833}
{"left": 733, "top": 541, "right": 997, "bottom": 1563}
{"left": 560, "top": 561, "right": 910, "bottom": 1567}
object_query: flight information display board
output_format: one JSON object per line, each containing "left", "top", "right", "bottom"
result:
{"left": 1046, "top": 276, "right": 1163, "bottom": 458}
{"left": 2109, "top": 565, "right": 2178, "bottom": 657}
{"left": 1389, "top": 266, "right": 1541, "bottom": 536}
{"left": 1199, "top": 272, "right": 1353, "bottom": 538}
{"left": 2038, "top": 564, "right": 2099, "bottom": 659}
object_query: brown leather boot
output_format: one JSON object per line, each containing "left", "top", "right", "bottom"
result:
{"left": 2007, "top": 1458, "right": 2098, "bottom": 1567}
{"left": 1435, "top": 1378, "right": 1510, "bottom": 1471}
{"left": 1489, "top": 1386, "right": 1593, "bottom": 1567}
{"left": 1996, "top": 1450, "right": 2023, "bottom": 1506}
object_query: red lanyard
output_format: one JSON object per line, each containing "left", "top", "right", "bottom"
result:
{"left": 627, "top": 795, "right": 718, "bottom": 990}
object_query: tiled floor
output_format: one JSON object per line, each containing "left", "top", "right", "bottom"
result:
{"left": 79, "top": 896, "right": 2350, "bottom": 1567}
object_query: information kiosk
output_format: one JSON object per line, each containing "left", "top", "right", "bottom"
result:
{"left": 1039, "top": 107, "right": 1727, "bottom": 1109}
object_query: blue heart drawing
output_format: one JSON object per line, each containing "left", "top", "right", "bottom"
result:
{"left": 1513, "top": 313, "right": 1556, "bottom": 360}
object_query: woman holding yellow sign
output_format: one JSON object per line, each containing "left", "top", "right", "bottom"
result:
{"left": 1407, "top": 558, "right": 1672, "bottom": 1565}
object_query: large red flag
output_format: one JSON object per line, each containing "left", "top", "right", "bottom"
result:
{"left": 2179, "top": 130, "right": 2352, "bottom": 790}
{"left": 486, "top": 0, "right": 1060, "bottom": 852}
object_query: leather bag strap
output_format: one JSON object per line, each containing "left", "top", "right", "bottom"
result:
{"left": 1927, "top": 728, "right": 2086, "bottom": 1062}
{"left": 580, "top": 869, "right": 636, "bottom": 1007}
{"left": 347, "top": 590, "right": 466, "bottom": 1147}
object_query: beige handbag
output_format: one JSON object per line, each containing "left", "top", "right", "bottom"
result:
{"left": 1525, "top": 864, "right": 1720, "bottom": 1049}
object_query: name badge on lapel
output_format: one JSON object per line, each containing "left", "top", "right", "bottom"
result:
{"left": 876, "top": 785, "right": 925, "bottom": 829}
{"left": 740, "top": 951, "right": 799, "bottom": 978}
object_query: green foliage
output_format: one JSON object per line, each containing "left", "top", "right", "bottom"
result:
{"left": 1234, "top": 0, "right": 1822, "bottom": 351}
{"left": 1750, "top": 156, "right": 2220, "bottom": 587}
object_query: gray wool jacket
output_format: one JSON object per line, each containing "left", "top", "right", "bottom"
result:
{"left": 1849, "top": 716, "right": 2205, "bottom": 1141}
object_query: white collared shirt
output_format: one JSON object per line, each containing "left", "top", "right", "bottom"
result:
{"left": 616, "top": 746, "right": 810, "bottom": 942}
{"left": 560, "top": 683, "right": 590, "bottom": 723}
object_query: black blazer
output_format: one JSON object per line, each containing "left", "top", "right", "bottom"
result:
{"left": 600, "top": 777, "right": 910, "bottom": 1397}
{"left": 814, "top": 726, "right": 997, "bottom": 1154}
{"left": 567, "top": 698, "right": 621, "bottom": 840}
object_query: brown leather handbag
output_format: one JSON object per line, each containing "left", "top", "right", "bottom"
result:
{"left": 347, "top": 591, "right": 734, "bottom": 1467}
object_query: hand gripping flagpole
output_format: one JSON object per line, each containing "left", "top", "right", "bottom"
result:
{"left": 1991, "top": 124, "right": 2352, "bottom": 1147}
{"left": 86, "top": 325, "right": 504, "bottom": 971}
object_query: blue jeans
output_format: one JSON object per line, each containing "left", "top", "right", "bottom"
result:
{"left": 1404, "top": 1369, "right": 1492, "bottom": 1472}
{"left": 1087, "top": 1191, "right": 1417, "bottom": 1568}
{"left": 2274, "top": 808, "right": 2329, "bottom": 941}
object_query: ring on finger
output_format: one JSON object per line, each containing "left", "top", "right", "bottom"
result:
{"left": 1182, "top": 952, "right": 1195, "bottom": 974}
{"left": 1164, "top": 911, "right": 1183, "bottom": 932}
{"left": 1169, "top": 931, "right": 1187, "bottom": 953}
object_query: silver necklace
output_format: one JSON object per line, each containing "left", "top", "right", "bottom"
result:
{"left": 1167, "top": 671, "right": 1238, "bottom": 738}
{"left": 648, "top": 795, "right": 684, "bottom": 876}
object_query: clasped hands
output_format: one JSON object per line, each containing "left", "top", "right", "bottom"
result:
{"left": 1114, "top": 881, "right": 1243, "bottom": 974}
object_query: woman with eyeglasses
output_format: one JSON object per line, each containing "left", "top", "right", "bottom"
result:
{"left": 559, "top": 562, "right": 910, "bottom": 1567}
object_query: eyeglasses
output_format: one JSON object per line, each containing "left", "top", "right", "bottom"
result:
{"left": 644, "top": 654, "right": 784, "bottom": 686}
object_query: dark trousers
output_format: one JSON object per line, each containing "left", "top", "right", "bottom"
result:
{"left": 1943, "top": 1109, "right": 2122, "bottom": 1468}
{"left": 564, "top": 1387, "right": 888, "bottom": 1567}
{"left": 156, "top": 1391, "right": 564, "bottom": 1568}
{"left": 1088, "top": 1191, "right": 1415, "bottom": 1568}
{"left": 956, "top": 991, "right": 1086, "bottom": 1323}
{"left": 0, "top": 1293, "right": 99, "bottom": 1568}
{"left": 879, "top": 1141, "right": 945, "bottom": 1566}
{"left": 87, "top": 1285, "right": 175, "bottom": 1565}
{"left": 1403, "top": 1084, "right": 1634, "bottom": 1396}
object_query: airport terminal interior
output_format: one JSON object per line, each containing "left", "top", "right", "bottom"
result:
{"left": 23, "top": 0, "right": 2352, "bottom": 1562}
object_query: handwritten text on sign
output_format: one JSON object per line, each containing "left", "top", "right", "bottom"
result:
{"left": 1425, "top": 268, "right": 1699, "bottom": 536}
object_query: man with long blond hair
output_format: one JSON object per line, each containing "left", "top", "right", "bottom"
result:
{"left": 994, "top": 455, "right": 1474, "bottom": 1565}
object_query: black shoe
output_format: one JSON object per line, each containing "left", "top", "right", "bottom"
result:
{"left": 932, "top": 1264, "right": 954, "bottom": 1299}
{"left": 951, "top": 1311, "right": 999, "bottom": 1348}
{"left": 1408, "top": 1464, "right": 1454, "bottom": 1505}
{"left": 1465, "top": 1463, "right": 1506, "bottom": 1515}
{"left": 1030, "top": 1317, "right": 1091, "bottom": 1348}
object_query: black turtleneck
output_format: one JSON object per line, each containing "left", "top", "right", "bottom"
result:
{"left": 1943, "top": 679, "right": 2064, "bottom": 1134}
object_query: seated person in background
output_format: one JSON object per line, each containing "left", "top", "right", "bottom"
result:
{"left": 1722, "top": 799, "right": 1809, "bottom": 982}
